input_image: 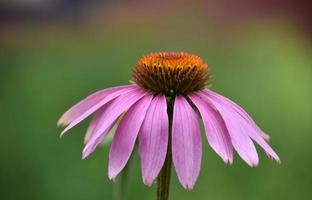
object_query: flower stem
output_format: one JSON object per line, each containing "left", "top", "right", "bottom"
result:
{"left": 157, "top": 98, "right": 174, "bottom": 200}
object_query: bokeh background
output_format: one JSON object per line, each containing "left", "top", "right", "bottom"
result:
{"left": 1, "top": 0, "right": 312, "bottom": 200}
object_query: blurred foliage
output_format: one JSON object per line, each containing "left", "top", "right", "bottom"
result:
{"left": 0, "top": 6, "right": 312, "bottom": 200}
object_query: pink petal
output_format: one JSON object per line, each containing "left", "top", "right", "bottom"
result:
{"left": 60, "top": 85, "right": 137, "bottom": 137}
{"left": 108, "top": 94, "right": 153, "bottom": 180}
{"left": 204, "top": 89, "right": 280, "bottom": 162}
{"left": 204, "top": 89, "right": 268, "bottom": 140}
{"left": 82, "top": 88, "right": 147, "bottom": 159}
{"left": 172, "top": 96, "right": 202, "bottom": 190}
{"left": 58, "top": 85, "right": 130, "bottom": 127}
{"left": 188, "top": 93, "right": 233, "bottom": 163}
{"left": 139, "top": 95, "right": 168, "bottom": 186}
{"left": 83, "top": 103, "right": 112, "bottom": 144}
{"left": 199, "top": 92, "right": 259, "bottom": 166}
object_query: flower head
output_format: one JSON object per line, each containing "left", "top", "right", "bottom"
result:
{"left": 58, "top": 52, "right": 280, "bottom": 190}
{"left": 133, "top": 52, "right": 210, "bottom": 96}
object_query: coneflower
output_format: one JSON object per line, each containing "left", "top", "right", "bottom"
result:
{"left": 58, "top": 52, "right": 280, "bottom": 200}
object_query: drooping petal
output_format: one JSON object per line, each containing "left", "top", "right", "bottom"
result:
{"left": 139, "top": 95, "right": 168, "bottom": 186}
{"left": 188, "top": 93, "right": 233, "bottom": 163}
{"left": 108, "top": 94, "right": 153, "bottom": 180}
{"left": 84, "top": 107, "right": 106, "bottom": 145}
{"left": 83, "top": 102, "right": 116, "bottom": 144}
{"left": 199, "top": 92, "right": 259, "bottom": 166}
{"left": 60, "top": 85, "right": 137, "bottom": 136}
{"left": 82, "top": 88, "right": 147, "bottom": 159}
{"left": 204, "top": 89, "right": 268, "bottom": 140}
{"left": 58, "top": 85, "right": 130, "bottom": 127}
{"left": 172, "top": 96, "right": 202, "bottom": 190}
{"left": 203, "top": 89, "right": 280, "bottom": 162}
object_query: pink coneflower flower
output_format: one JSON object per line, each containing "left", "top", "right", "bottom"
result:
{"left": 58, "top": 52, "right": 280, "bottom": 191}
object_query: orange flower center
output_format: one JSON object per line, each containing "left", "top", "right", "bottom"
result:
{"left": 132, "top": 52, "right": 211, "bottom": 96}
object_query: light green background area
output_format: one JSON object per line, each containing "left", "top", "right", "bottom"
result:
{"left": 1, "top": 11, "right": 312, "bottom": 200}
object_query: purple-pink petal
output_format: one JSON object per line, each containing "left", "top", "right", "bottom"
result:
{"left": 139, "top": 95, "right": 168, "bottom": 186}
{"left": 84, "top": 105, "right": 109, "bottom": 144}
{"left": 188, "top": 93, "right": 233, "bottom": 163}
{"left": 82, "top": 88, "right": 147, "bottom": 159}
{"left": 108, "top": 94, "right": 153, "bottom": 180}
{"left": 200, "top": 92, "right": 259, "bottom": 166}
{"left": 172, "top": 96, "right": 202, "bottom": 190}
{"left": 60, "top": 85, "right": 137, "bottom": 137}
{"left": 203, "top": 89, "right": 280, "bottom": 162}
{"left": 203, "top": 89, "right": 264, "bottom": 135}
{"left": 83, "top": 103, "right": 118, "bottom": 145}
{"left": 58, "top": 85, "right": 130, "bottom": 127}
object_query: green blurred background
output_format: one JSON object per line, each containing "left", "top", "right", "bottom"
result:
{"left": 1, "top": 0, "right": 312, "bottom": 199}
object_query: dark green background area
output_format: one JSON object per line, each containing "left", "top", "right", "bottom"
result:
{"left": 1, "top": 7, "right": 312, "bottom": 200}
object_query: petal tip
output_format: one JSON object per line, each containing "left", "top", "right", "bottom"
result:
{"left": 60, "top": 132, "right": 66, "bottom": 138}
{"left": 267, "top": 153, "right": 281, "bottom": 164}
{"left": 81, "top": 153, "right": 88, "bottom": 160}
{"left": 108, "top": 171, "right": 117, "bottom": 181}
{"left": 245, "top": 157, "right": 259, "bottom": 167}
{"left": 60, "top": 130, "right": 67, "bottom": 137}
{"left": 57, "top": 117, "right": 69, "bottom": 128}
{"left": 184, "top": 184, "right": 194, "bottom": 191}
{"left": 82, "top": 146, "right": 93, "bottom": 160}
{"left": 249, "top": 161, "right": 259, "bottom": 168}
{"left": 220, "top": 153, "right": 234, "bottom": 164}
{"left": 143, "top": 179, "right": 154, "bottom": 187}
{"left": 225, "top": 158, "right": 233, "bottom": 165}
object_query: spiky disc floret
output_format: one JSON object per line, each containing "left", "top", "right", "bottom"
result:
{"left": 132, "top": 52, "right": 211, "bottom": 96}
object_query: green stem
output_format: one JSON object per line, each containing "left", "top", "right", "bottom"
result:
{"left": 157, "top": 98, "right": 174, "bottom": 200}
